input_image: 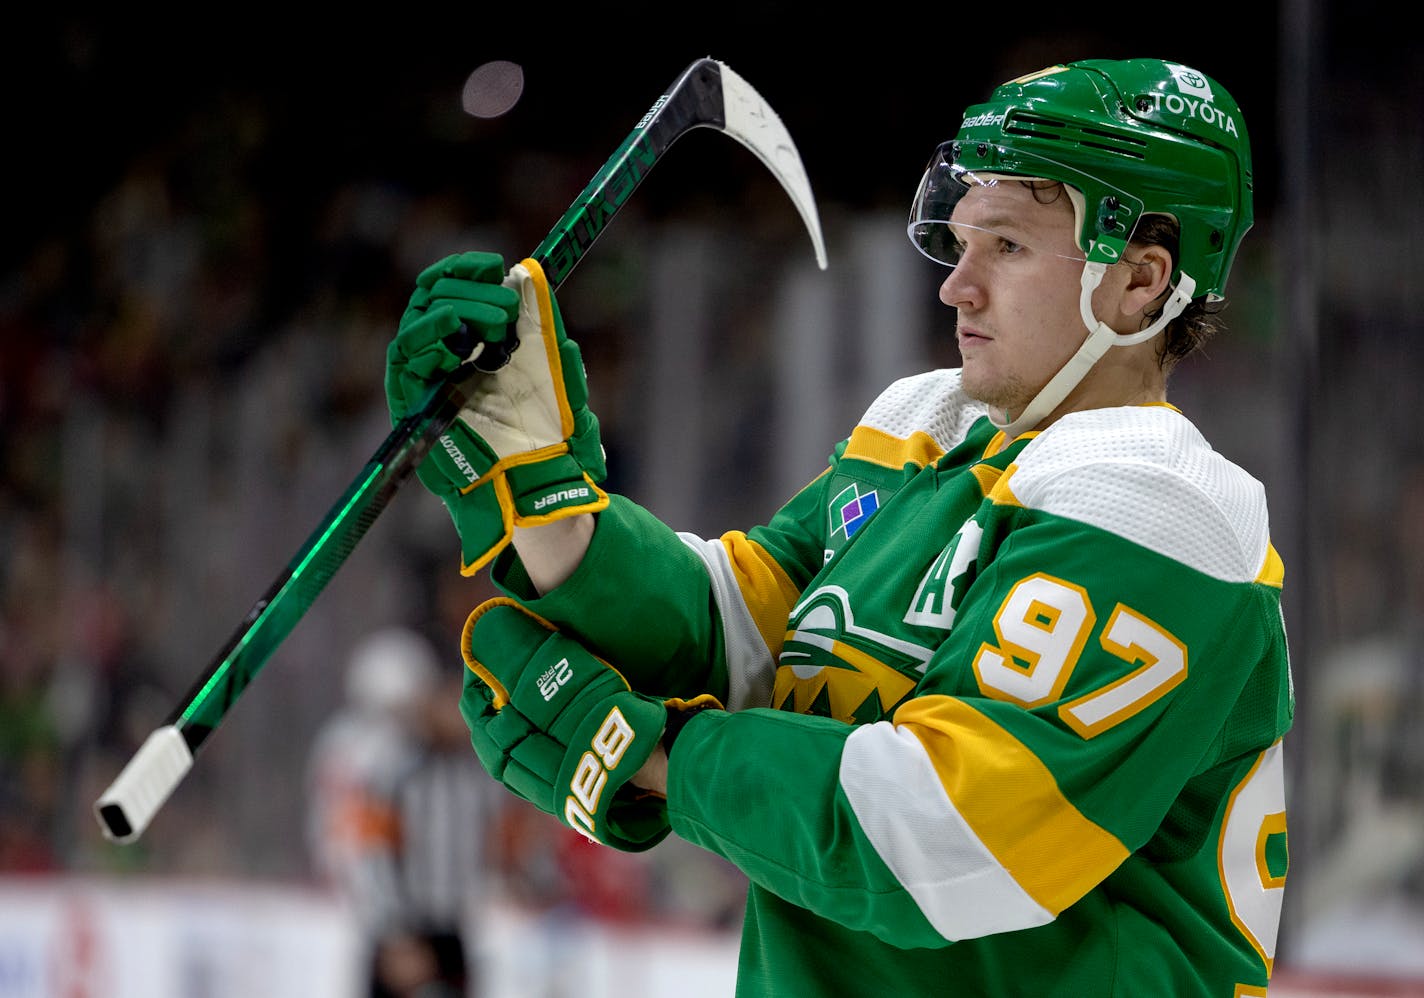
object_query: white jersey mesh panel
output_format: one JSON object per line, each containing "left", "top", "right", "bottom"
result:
{"left": 859, "top": 369, "right": 989, "bottom": 453}
{"left": 1011, "top": 406, "right": 1272, "bottom": 583}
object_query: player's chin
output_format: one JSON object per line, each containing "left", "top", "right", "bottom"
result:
{"left": 960, "top": 368, "right": 1023, "bottom": 413}
{"left": 958, "top": 365, "right": 997, "bottom": 403}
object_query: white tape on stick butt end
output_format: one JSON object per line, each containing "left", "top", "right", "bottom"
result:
{"left": 94, "top": 726, "right": 193, "bottom": 843}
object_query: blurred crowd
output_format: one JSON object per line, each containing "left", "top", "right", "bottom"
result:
{"left": 0, "top": 84, "right": 754, "bottom": 960}
{"left": 4, "top": 33, "right": 1424, "bottom": 983}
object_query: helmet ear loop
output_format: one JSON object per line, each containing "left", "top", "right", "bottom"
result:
{"left": 1093, "top": 265, "right": 1197, "bottom": 347}
{"left": 1080, "top": 220, "right": 1196, "bottom": 346}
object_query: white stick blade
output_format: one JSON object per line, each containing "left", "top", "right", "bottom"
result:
{"left": 715, "top": 61, "right": 829, "bottom": 271}
{"left": 94, "top": 726, "right": 193, "bottom": 843}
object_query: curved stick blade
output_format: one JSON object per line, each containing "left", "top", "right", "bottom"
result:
{"left": 714, "top": 61, "right": 828, "bottom": 270}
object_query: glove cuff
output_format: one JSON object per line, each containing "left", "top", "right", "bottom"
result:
{"left": 450, "top": 450, "right": 609, "bottom": 578}
{"left": 505, "top": 452, "right": 609, "bottom": 522}
{"left": 661, "top": 695, "right": 723, "bottom": 757}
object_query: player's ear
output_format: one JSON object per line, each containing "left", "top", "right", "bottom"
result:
{"left": 1121, "top": 244, "right": 1174, "bottom": 318}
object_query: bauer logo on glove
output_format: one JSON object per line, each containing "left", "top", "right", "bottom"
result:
{"left": 532, "top": 484, "right": 594, "bottom": 511}
{"left": 565, "top": 705, "right": 640, "bottom": 840}
{"left": 459, "top": 597, "right": 672, "bottom": 851}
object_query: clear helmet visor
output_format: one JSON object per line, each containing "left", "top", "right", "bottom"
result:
{"left": 907, "top": 143, "right": 1144, "bottom": 269}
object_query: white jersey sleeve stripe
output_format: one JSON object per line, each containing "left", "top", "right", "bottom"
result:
{"left": 677, "top": 531, "right": 777, "bottom": 711}
{"left": 840, "top": 720, "right": 1055, "bottom": 940}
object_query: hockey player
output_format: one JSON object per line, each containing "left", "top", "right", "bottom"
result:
{"left": 384, "top": 57, "right": 1292, "bottom": 996}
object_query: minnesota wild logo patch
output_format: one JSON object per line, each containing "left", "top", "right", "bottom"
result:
{"left": 830, "top": 483, "right": 880, "bottom": 539}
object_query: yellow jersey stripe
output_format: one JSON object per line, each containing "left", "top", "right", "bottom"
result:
{"left": 970, "top": 463, "right": 1004, "bottom": 497}
{"left": 720, "top": 531, "right": 801, "bottom": 658}
{"left": 844, "top": 425, "right": 945, "bottom": 470}
{"left": 1254, "top": 544, "right": 1284, "bottom": 588}
{"left": 894, "top": 695, "right": 1129, "bottom": 914}
{"left": 987, "top": 463, "right": 1025, "bottom": 506}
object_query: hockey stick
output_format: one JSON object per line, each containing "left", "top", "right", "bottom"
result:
{"left": 94, "top": 56, "right": 827, "bottom": 843}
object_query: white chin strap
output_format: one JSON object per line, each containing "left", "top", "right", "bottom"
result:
{"left": 989, "top": 262, "right": 1197, "bottom": 439}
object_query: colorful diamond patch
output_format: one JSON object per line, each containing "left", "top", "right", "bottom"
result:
{"left": 830, "top": 483, "right": 880, "bottom": 539}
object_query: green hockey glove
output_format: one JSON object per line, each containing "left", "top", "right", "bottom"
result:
{"left": 458, "top": 597, "right": 719, "bottom": 851}
{"left": 385, "top": 251, "right": 608, "bottom": 574}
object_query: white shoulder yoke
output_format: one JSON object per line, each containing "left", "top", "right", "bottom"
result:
{"left": 858, "top": 369, "right": 989, "bottom": 454}
{"left": 1010, "top": 406, "right": 1272, "bottom": 583}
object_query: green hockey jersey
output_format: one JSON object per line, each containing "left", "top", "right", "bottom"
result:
{"left": 491, "top": 368, "right": 1293, "bottom": 997}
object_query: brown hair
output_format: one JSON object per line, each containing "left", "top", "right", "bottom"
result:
{"left": 1130, "top": 214, "right": 1225, "bottom": 369}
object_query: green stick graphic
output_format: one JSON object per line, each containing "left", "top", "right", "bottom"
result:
{"left": 94, "top": 56, "right": 825, "bottom": 843}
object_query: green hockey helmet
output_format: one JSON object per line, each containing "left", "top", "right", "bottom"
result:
{"left": 909, "top": 58, "right": 1253, "bottom": 302}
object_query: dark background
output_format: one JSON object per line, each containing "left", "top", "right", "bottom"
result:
{"left": 8, "top": 6, "right": 1319, "bottom": 276}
